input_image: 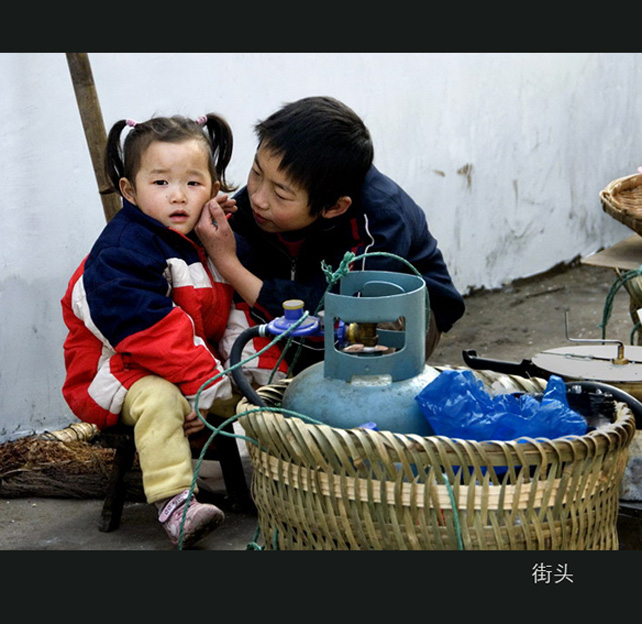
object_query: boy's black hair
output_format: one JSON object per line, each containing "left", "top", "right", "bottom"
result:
{"left": 254, "top": 96, "right": 374, "bottom": 216}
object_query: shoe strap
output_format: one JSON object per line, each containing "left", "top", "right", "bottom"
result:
{"left": 158, "top": 489, "right": 191, "bottom": 523}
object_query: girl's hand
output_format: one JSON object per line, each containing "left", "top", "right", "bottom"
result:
{"left": 183, "top": 409, "right": 208, "bottom": 437}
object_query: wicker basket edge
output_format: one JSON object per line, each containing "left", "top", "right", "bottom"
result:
{"left": 600, "top": 173, "right": 642, "bottom": 235}
{"left": 237, "top": 383, "right": 636, "bottom": 462}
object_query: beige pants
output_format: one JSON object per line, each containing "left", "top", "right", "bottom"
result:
{"left": 121, "top": 375, "right": 197, "bottom": 504}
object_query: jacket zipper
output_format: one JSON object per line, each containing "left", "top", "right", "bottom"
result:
{"left": 261, "top": 232, "right": 298, "bottom": 281}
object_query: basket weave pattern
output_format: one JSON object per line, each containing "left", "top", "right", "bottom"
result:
{"left": 239, "top": 378, "right": 635, "bottom": 550}
{"left": 600, "top": 173, "right": 642, "bottom": 235}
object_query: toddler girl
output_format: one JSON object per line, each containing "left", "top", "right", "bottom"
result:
{"left": 61, "top": 113, "right": 238, "bottom": 548}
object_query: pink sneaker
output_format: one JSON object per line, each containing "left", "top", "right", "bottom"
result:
{"left": 158, "top": 490, "right": 224, "bottom": 549}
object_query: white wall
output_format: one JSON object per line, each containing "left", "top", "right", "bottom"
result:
{"left": 1, "top": 52, "right": 638, "bottom": 441}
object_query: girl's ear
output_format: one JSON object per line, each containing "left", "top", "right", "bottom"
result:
{"left": 119, "top": 178, "right": 136, "bottom": 204}
{"left": 321, "top": 196, "right": 352, "bottom": 220}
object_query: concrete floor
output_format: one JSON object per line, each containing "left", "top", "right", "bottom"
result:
{"left": 3, "top": 259, "right": 642, "bottom": 552}
{"left": 0, "top": 451, "right": 260, "bottom": 551}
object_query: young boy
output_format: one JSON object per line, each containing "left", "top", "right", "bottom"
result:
{"left": 197, "top": 96, "right": 466, "bottom": 374}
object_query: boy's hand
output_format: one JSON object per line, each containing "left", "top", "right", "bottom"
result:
{"left": 183, "top": 409, "right": 208, "bottom": 437}
{"left": 215, "top": 193, "right": 237, "bottom": 218}
{"left": 196, "top": 194, "right": 263, "bottom": 307}
{"left": 195, "top": 199, "right": 238, "bottom": 266}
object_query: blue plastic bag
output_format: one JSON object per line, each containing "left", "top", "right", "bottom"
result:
{"left": 415, "top": 369, "right": 587, "bottom": 441}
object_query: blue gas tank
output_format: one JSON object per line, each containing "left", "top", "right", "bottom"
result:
{"left": 280, "top": 270, "right": 439, "bottom": 435}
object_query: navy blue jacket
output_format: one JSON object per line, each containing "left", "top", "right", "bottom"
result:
{"left": 232, "top": 165, "right": 464, "bottom": 323}
{"left": 229, "top": 165, "right": 465, "bottom": 370}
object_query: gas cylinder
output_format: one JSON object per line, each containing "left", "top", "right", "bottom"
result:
{"left": 279, "top": 270, "right": 439, "bottom": 435}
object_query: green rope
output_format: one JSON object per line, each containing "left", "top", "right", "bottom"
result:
{"left": 278, "top": 249, "right": 431, "bottom": 377}
{"left": 179, "top": 405, "right": 324, "bottom": 550}
{"left": 442, "top": 474, "right": 464, "bottom": 550}
{"left": 263, "top": 252, "right": 360, "bottom": 375}
{"left": 320, "top": 250, "right": 430, "bottom": 325}
{"left": 599, "top": 265, "right": 642, "bottom": 343}
{"left": 178, "top": 310, "right": 315, "bottom": 549}
{"left": 245, "top": 526, "right": 263, "bottom": 550}
{"left": 178, "top": 250, "right": 434, "bottom": 549}
{"left": 319, "top": 251, "right": 357, "bottom": 298}
{"left": 320, "top": 250, "right": 423, "bottom": 288}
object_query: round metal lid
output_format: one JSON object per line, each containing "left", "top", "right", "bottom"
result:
{"left": 532, "top": 344, "right": 642, "bottom": 382}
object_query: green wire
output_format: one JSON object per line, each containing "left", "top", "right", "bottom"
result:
{"left": 178, "top": 250, "right": 434, "bottom": 549}
{"left": 442, "top": 474, "right": 464, "bottom": 550}
{"left": 600, "top": 265, "right": 642, "bottom": 343}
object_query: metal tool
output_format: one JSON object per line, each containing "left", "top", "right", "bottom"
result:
{"left": 463, "top": 311, "right": 642, "bottom": 398}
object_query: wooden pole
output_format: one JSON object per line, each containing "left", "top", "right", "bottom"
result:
{"left": 66, "top": 53, "right": 121, "bottom": 223}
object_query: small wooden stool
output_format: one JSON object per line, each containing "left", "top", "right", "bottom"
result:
{"left": 95, "top": 413, "right": 254, "bottom": 532}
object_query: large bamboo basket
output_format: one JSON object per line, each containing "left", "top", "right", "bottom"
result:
{"left": 600, "top": 173, "right": 642, "bottom": 236}
{"left": 238, "top": 371, "right": 636, "bottom": 550}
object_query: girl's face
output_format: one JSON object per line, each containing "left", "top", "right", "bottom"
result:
{"left": 246, "top": 145, "right": 318, "bottom": 234}
{"left": 120, "top": 139, "right": 217, "bottom": 236}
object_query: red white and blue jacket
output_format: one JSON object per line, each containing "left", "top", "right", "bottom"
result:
{"left": 61, "top": 199, "right": 274, "bottom": 430}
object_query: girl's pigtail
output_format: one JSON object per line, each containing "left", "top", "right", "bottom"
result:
{"left": 104, "top": 119, "right": 129, "bottom": 195}
{"left": 201, "top": 113, "right": 236, "bottom": 193}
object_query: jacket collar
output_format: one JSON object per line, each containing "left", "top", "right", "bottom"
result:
{"left": 120, "top": 198, "right": 201, "bottom": 247}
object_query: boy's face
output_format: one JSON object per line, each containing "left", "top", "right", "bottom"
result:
{"left": 246, "top": 145, "right": 318, "bottom": 234}
{"left": 120, "top": 139, "right": 216, "bottom": 236}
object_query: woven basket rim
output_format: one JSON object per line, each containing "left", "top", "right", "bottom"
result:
{"left": 600, "top": 172, "right": 642, "bottom": 236}
{"left": 602, "top": 172, "right": 642, "bottom": 192}
{"left": 237, "top": 377, "right": 636, "bottom": 458}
